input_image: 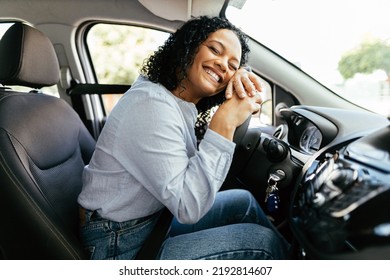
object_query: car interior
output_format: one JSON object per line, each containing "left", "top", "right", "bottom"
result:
{"left": 0, "top": 0, "right": 389, "bottom": 260}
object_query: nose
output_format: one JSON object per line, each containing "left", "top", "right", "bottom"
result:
{"left": 215, "top": 56, "right": 228, "bottom": 72}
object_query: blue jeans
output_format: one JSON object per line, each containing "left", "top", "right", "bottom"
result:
{"left": 79, "top": 189, "right": 289, "bottom": 260}
{"left": 79, "top": 206, "right": 162, "bottom": 259}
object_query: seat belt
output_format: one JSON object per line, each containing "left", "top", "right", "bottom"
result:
{"left": 135, "top": 207, "right": 173, "bottom": 260}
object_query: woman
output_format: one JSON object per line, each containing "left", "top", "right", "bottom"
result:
{"left": 78, "top": 16, "right": 289, "bottom": 260}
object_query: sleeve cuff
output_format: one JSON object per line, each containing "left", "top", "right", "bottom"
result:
{"left": 202, "top": 128, "right": 236, "bottom": 154}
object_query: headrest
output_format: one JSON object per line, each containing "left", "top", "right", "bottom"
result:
{"left": 0, "top": 22, "right": 60, "bottom": 88}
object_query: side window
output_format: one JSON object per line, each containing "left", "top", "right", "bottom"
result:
{"left": 0, "top": 22, "right": 13, "bottom": 38}
{"left": 86, "top": 24, "right": 170, "bottom": 114}
{"left": 251, "top": 78, "right": 272, "bottom": 127}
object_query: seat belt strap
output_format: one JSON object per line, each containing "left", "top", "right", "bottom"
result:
{"left": 135, "top": 207, "right": 173, "bottom": 260}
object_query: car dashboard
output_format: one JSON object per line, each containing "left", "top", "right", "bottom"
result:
{"left": 281, "top": 106, "right": 390, "bottom": 259}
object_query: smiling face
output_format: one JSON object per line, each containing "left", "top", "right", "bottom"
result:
{"left": 172, "top": 29, "right": 242, "bottom": 103}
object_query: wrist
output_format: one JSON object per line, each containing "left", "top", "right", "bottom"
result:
{"left": 208, "top": 116, "right": 236, "bottom": 141}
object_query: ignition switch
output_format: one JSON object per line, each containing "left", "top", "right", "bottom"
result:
{"left": 263, "top": 138, "right": 288, "bottom": 162}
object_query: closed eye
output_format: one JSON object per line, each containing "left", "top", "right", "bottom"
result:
{"left": 205, "top": 43, "right": 239, "bottom": 71}
{"left": 229, "top": 64, "right": 238, "bottom": 71}
{"left": 209, "top": 46, "right": 220, "bottom": 55}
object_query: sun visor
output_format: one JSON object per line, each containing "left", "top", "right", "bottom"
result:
{"left": 138, "top": 0, "right": 225, "bottom": 21}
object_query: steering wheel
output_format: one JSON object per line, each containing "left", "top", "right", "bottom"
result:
{"left": 222, "top": 116, "right": 254, "bottom": 185}
{"left": 233, "top": 115, "right": 251, "bottom": 145}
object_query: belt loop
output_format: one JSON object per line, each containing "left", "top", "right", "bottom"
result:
{"left": 79, "top": 206, "right": 99, "bottom": 226}
{"left": 79, "top": 206, "right": 87, "bottom": 226}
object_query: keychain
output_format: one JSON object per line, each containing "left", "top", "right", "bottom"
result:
{"left": 265, "top": 174, "right": 281, "bottom": 213}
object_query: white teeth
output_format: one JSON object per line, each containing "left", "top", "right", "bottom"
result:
{"left": 205, "top": 69, "right": 220, "bottom": 82}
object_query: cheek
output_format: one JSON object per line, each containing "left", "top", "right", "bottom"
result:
{"left": 186, "top": 63, "right": 200, "bottom": 81}
{"left": 221, "top": 71, "right": 235, "bottom": 87}
{"left": 226, "top": 69, "right": 236, "bottom": 80}
{"left": 215, "top": 83, "right": 228, "bottom": 93}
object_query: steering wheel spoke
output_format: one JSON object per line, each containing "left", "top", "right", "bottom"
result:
{"left": 224, "top": 116, "right": 261, "bottom": 185}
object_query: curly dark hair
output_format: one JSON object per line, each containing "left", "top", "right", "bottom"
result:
{"left": 140, "top": 16, "right": 250, "bottom": 142}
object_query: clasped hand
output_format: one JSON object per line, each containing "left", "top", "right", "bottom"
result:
{"left": 225, "top": 67, "right": 263, "bottom": 101}
{"left": 209, "top": 67, "right": 263, "bottom": 141}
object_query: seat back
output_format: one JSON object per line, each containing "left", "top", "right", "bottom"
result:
{"left": 0, "top": 22, "right": 96, "bottom": 259}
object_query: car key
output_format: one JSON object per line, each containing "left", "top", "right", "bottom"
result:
{"left": 265, "top": 173, "right": 282, "bottom": 212}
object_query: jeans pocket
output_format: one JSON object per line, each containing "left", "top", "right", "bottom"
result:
{"left": 114, "top": 214, "right": 161, "bottom": 259}
{"left": 84, "top": 245, "right": 96, "bottom": 260}
{"left": 80, "top": 219, "right": 116, "bottom": 259}
{"left": 80, "top": 211, "right": 162, "bottom": 260}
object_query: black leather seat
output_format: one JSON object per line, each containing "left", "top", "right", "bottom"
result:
{"left": 0, "top": 22, "right": 96, "bottom": 259}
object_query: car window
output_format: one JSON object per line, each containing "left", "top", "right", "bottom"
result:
{"left": 226, "top": 0, "right": 390, "bottom": 117}
{"left": 0, "top": 22, "right": 12, "bottom": 38}
{"left": 86, "top": 23, "right": 170, "bottom": 114}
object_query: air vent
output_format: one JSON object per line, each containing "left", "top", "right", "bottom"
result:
{"left": 273, "top": 124, "right": 287, "bottom": 139}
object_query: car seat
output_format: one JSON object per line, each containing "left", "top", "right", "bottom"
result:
{"left": 0, "top": 22, "right": 96, "bottom": 259}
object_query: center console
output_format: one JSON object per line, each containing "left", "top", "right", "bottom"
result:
{"left": 290, "top": 126, "right": 390, "bottom": 259}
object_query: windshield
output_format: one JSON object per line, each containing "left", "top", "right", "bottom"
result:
{"left": 226, "top": 0, "right": 390, "bottom": 117}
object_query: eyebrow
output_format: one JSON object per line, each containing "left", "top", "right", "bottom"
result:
{"left": 207, "top": 39, "right": 240, "bottom": 64}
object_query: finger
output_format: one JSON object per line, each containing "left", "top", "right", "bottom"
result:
{"left": 235, "top": 68, "right": 255, "bottom": 96}
{"left": 248, "top": 72, "right": 263, "bottom": 92}
{"left": 255, "top": 91, "right": 263, "bottom": 104}
{"left": 240, "top": 75, "right": 256, "bottom": 97}
{"left": 225, "top": 80, "right": 233, "bottom": 99}
{"left": 252, "top": 106, "right": 261, "bottom": 115}
{"left": 233, "top": 78, "right": 246, "bottom": 98}
{"left": 252, "top": 100, "right": 262, "bottom": 115}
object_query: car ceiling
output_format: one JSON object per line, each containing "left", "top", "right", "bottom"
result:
{"left": 0, "top": 0, "right": 227, "bottom": 27}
